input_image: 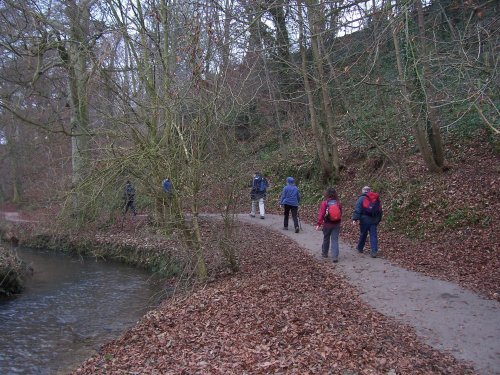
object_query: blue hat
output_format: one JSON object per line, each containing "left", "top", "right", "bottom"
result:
{"left": 286, "top": 176, "right": 295, "bottom": 184}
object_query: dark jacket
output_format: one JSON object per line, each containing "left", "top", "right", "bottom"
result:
{"left": 124, "top": 183, "right": 135, "bottom": 202}
{"left": 352, "top": 192, "right": 383, "bottom": 224}
{"left": 163, "top": 179, "right": 172, "bottom": 193}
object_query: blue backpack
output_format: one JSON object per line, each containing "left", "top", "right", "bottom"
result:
{"left": 163, "top": 179, "right": 172, "bottom": 193}
{"left": 253, "top": 176, "right": 267, "bottom": 192}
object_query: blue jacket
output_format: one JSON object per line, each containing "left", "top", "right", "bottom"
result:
{"left": 280, "top": 178, "right": 300, "bottom": 206}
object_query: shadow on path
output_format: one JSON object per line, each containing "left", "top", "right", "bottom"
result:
{"left": 237, "top": 213, "right": 500, "bottom": 375}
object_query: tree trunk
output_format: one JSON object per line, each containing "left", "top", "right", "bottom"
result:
{"left": 415, "top": 0, "right": 445, "bottom": 168}
{"left": 65, "top": 0, "right": 92, "bottom": 191}
{"left": 391, "top": 4, "right": 443, "bottom": 173}
{"left": 297, "top": 0, "right": 331, "bottom": 181}
{"left": 305, "top": 0, "right": 341, "bottom": 178}
{"left": 266, "top": 0, "right": 292, "bottom": 98}
{"left": 6, "top": 120, "right": 22, "bottom": 203}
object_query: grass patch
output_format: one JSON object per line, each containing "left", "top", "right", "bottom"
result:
{"left": 442, "top": 209, "right": 481, "bottom": 229}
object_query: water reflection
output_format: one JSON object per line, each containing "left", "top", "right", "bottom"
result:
{"left": 0, "top": 248, "right": 163, "bottom": 374}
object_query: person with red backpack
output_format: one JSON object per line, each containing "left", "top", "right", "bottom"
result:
{"left": 315, "top": 187, "right": 342, "bottom": 263}
{"left": 352, "top": 186, "right": 383, "bottom": 258}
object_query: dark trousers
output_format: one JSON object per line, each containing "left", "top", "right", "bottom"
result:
{"left": 283, "top": 205, "right": 299, "bottom": 229}
{"left": 357, "top": 222, "right": 378, "bottom": 253}
{"left": 322, "top": 224, "right": 340, "bottom": 259}
{"left": 124, "top": 200, "right": 137, "bottom": 215}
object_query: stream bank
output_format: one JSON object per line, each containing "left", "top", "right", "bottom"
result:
{"left": 0, "top": 245, "right": 31, "bottom": 297}
{"left": 0, "top": 215, "right": 184, "bottom": 283}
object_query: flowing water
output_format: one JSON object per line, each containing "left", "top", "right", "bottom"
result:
{"left": 0, "top": 247, "right": 163, "bottom": 374}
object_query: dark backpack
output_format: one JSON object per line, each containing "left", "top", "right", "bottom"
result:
{"left": 362, "top": 192, "right": 382, "bottom": 217}
{"left": 325, "top": 200, "right": 342, "bottom": 222}
{"left": 253, "top": 176, "right": 267, "bottom": 192}
{"left": 125, "top": 184, "right": 135, "bottom": 199}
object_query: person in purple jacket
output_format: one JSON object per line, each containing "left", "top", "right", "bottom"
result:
{"left": 279, "top": 177, "right": 301, "bottom": 233}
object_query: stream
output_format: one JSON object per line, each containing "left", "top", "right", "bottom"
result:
{"left": 0, "top": 247, "right": 163, "bottom": 374}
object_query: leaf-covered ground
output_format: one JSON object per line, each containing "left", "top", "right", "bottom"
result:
{"left": 73, "top": 221, "right": 475, "bottom": 374}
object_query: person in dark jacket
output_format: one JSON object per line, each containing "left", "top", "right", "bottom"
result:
{"left": 352, "top": 186, "right": 383, "bottom": 258}
{"left": 123, "top": 180, "right": 137, "bottom": 216}
{"left": 279, "top": 176, "right": 301, "bottom": 233}
{"left": 316, "top": 187, "right": 342, "bottom": 262}
{"left": 250, "top": 172, "right": 269, "bottom": 219}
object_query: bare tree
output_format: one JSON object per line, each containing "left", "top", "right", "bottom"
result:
{"left": 297, "top": 0, "right": 331, "bottom": 180}
{"left": 299, "top": 0, "right": 341, "bottom": 181}
{"left": 390, "top": 0, "right": 445, "bottom": 172}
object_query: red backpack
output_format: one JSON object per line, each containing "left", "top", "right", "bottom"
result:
{"left": 362, "top": 192, "right": 382, "bottom": 217}
{"left": 325, "top": 200, "right": 342, "bottom": 222}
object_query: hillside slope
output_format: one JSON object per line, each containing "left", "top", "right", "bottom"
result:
{"left": 219, "top": 130, "right": 499, "bottom": 301}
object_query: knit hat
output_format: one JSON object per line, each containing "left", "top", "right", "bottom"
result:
{"left": 362, "top": 186, "right": 371, "bottom": 194}
{"left": 286, "top": 176, "right": 295, "bottom": 184}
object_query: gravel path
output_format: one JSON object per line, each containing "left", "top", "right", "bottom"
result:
{"left": 237, "top": 213, "right": 500, "bottom": 375}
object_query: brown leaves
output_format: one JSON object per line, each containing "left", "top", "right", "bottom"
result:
{"left": 73, "top": 225, "right": 475, "bottom": 374}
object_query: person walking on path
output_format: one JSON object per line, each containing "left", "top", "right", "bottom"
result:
{"left": 352, "top": 186, "right": 382, "bottom": 258}
{"left": 315, "top": 187, "right": 342, "bottom": 262}
{"left": 250, "top": 172, "right": 269, "bottom": 219}
{"left": 123, "top": 180, "right": 137, "bottom": 216}
{"left": 279, "top": 176, "right": 301, "bottom": 233}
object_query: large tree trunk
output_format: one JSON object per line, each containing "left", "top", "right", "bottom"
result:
{"left": 297, "top": 0, "right": 331, "bottom": 182}
{"left": 391, "top": 3, "right": 443, "bottom": 173}
{"left": 415, "top": 0, "right": 445, "bottom": 168}
{"left": 65, "top": 0, "right": 92, "bottom": 191}
{"left": 305, "top": 0, "right": 341, "bottom": 178}
{"left": 266, "top": 0, "right": 292, "bottom": 98}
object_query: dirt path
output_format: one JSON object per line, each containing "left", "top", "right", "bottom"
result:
{"left": 237, "top": 213, "right": 500, "bottom": 375}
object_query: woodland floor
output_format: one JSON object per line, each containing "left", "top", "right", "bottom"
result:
{"left": 68, "top": 218, "right": 481, "bottom": 375}
{"left": 1, "top": 134, "right": 499, "bottom": 374}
